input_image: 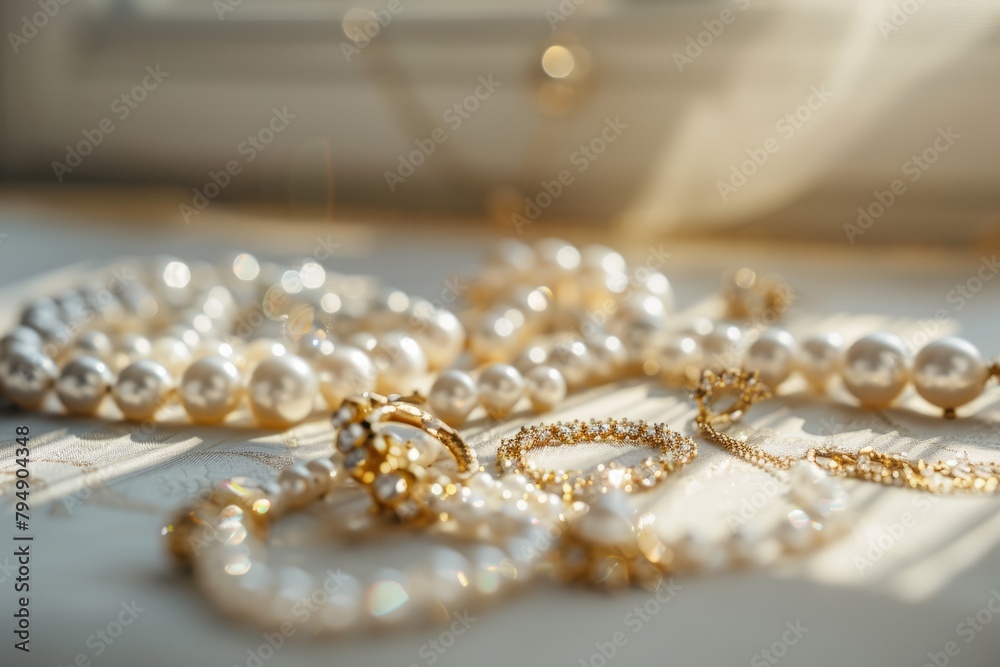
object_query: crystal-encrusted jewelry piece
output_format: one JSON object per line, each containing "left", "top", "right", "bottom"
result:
{"left": 497, "top": 418, "right": 697, "bottom": 500}
{"left": 330, "top": 392, "right": 478, "bottom": 521}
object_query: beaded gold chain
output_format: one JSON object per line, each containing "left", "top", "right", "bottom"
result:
{"left": 497, "top": 418, "right": 698, "bottom": 499}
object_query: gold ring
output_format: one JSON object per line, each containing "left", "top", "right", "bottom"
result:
{"left": 331, "top": 392, "right": 478, "bottom": 521}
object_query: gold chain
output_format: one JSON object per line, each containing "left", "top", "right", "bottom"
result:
{"left": 692, "top": 369, "right": 791, "bottom": 473}
{"left": 692, "top": 369, "right": 1000, "bottom": 494}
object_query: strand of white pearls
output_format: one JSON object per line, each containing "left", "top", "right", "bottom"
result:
{"left": 179, "top": 453, "right": 853, "bottom": 623}
{"left": 173, "top": 461, "right": 572, "bottom": 633}
{"left": 558, "top": 459, "right": 853, "bottom": 584}
{"left": 0, "top": 254, "right": 465, "bottom": 428}
{"left": 426, "top": 238, "right": 675, "bottom": 426}
{"left": 659, "top": 322, "right": 998, "bottom": 416}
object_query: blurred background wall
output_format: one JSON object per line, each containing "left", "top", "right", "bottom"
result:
{"left": 1, "top": 0, "right": 998, "bottom": 245}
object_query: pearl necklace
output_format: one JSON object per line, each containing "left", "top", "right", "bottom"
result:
{"left": 0, "top": 255, "right": 463, "bottom": 427}
{"left": 654, "top": 267, "right": 999, "bottom": 418}
{"left": 0, "top": 239, "right": 676, "bottom": 430}
{"left": 425, "top": 237, "right": 676, "bottom": 426}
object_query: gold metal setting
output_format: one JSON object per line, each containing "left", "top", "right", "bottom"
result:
{"left": 720, "top": 268, "right": 795, "bottom": 321}
{"left": 332, "top": 392, "right": 477, "bottom": 521}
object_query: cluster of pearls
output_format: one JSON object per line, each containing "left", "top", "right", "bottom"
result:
{"left": 427, "top": 362, "right": 570, "bottom": 426}
{"left": 0, "top": 254, "right": 463, "bottom": 428}
{"left": 425, "top": 238, "right": 674, "bottom": 425}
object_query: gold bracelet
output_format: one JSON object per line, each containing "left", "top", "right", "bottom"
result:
{"left": 497, "top": 418, "right": 697, "bottom": 500}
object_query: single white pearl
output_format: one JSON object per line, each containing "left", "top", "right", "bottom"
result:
{"left": 305, "top": 458, "right": 340, "bottom": 496}
{"left": 193, "top": 339, "right": 240, "bottom": 363}
{"left": 701, "top": 323, "right": 743, "bottom": 371}
{"left": 21, "top": 306, "right": 65, "bottom": 341}
{"left": 913, "top": 337, "right": 989, "bottom": 410}
{"left": 314, "top": 345, "right": 377, "bottom": 409}
{"left": 151, "top": 336, "right": 193, "bottom": 376}
{"left": 319, "top": 572, "right": 363, "bottom": 633}
{"left": 346, "top": 331, "right": 378, "bottom": 353}
{"left": 503, "top": 535, "right": 541, "bottom": 578}
{"left": 469, "top": 312, "right": 523, "bottom": 364}
{"left": 512, "top": 344, "right": 550, "bottom": 374}
{"left": 466, "top": 470, "right": 500, "bottom": 496}
{"left": 613, "top": 303, "right": 668, "bottom": 363}
{"left": 418, "top": 547, "right": 473, "bottom": 608}
{"left": 370, "top": 332, "right": 427, "bottom": 395}
{"left": 179, "top": 356, "right": 244, "bottom": 424}
{"left": 56, "top": 355, "right": 112, "bottom": 415}
{"left": 243, "top": 338, "right": 287, "bottom": 371}
{"left": 573, "top": 492, "right": 636, "bottom": 549}
{"left": 798, "top": 332, "right": 844, "bottom": 391}
{"left": 547, "top": 338, "right": 592, "bottom": 388}
{"left": 1, "top": 348, "right": 57, "bottom": 409}
{"left": 268, "top": 566, "right": 319, "bottom": 625}
{"left": 407, "top": 306, "right": 465, "bottom": 370}
{"left": 113, "top": 359, "right": 173, "bottom": 420}
{"left": 586, "top": 333, "right": 627, "bottom": 381}
{"left": 744, "top": 328, "right": 798, "bottom": 389}
{"left": 277, "top": 461, "right": 317, "bottom": 510}
{"left": 69, "top": 330, "right": 114, "bottom": 364}
{"left": 523, "top": 365, "right": 567, "bottom": 412}
{"left": 428, "top": 369, "right": 479, "bottom": 425}
{"left": 0, "top": 326, "right": 43, "bottom": 354}
{"left": 659, "top": 335, "right": 701, "bottom": 385}
{"left": 165, "top": 325, "right": 201, "bottom": 350}
{"left": 507, "top": 286, "right": 553, "bottom": 325}
{"left": 842, "top": 332, "right": 911, "bottom": 408}
{"left": 226, "top": 560, "right": 275, "bottom": 617}
{"left": 535, "top": 237, "right": 581, "bottom": 274}
{"left": 248, "top": 353, "right": 318, "bottom": 428}
{"left": 112, "top": 334, "right": 152, "bottom": 372}
{"left": 478, "top": 363, "right": 525, "bottom": 417}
